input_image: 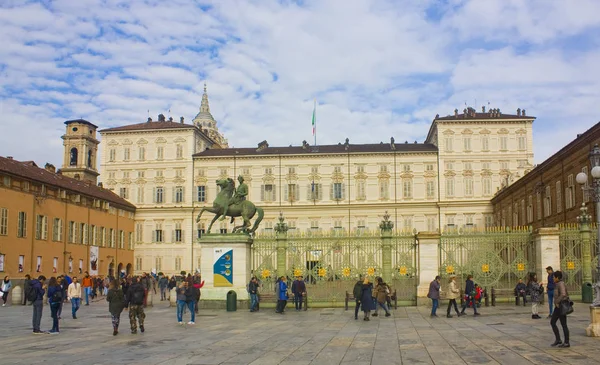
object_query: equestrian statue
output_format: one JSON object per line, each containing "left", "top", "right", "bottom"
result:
{"left": 196, "top": 176, "right": 264, "bottom": 234}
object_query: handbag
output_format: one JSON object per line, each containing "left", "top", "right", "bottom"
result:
{"left": 559, "top": 297, "right": 574, "bottom": 316}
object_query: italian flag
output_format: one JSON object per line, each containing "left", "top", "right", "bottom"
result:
{"left": 312, "top": 99, "right": 316, "bottom": 136}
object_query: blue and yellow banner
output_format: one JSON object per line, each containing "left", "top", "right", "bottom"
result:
{"left": 213, "top": 248, "right": 233, "bottom": 287}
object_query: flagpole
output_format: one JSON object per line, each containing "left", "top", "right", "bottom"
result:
{"left": 313, "top": 98, "right": 317, "bottom": 147}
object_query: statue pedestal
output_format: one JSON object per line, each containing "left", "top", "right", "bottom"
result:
{"left": 586, "top": 306, "right": 600, "bottom": 337}
{"left": 198, "top": 233, "right": 253, "bottom": 309}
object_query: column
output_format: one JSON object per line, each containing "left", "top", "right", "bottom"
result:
{"left": 275, "top": 227, "right": 288, "bottom": 279}
{"left": 417, "top": 231, "right": 440, "bottom": 306}
{"left": 533, "top": 226, "right": 561, "bottom": 285}
{"left": 581, "top": 222, "right": 593, "bottom": 284}
{"left": 381, "top": 228, "right": 392, "bottom": 283}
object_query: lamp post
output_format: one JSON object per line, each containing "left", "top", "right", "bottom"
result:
{"left": 576, "top": 143, "right": 600, "bottom": 306}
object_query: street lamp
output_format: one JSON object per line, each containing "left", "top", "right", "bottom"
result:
{"left": 576, "top": 143, "right": 600, "bottom": 306}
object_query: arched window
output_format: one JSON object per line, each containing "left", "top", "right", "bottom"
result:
{"left": 87, "top": 150, "right": 92, "bottom": 167}
{"left": 70, "top": 147, "right": 78, "bottom": 166}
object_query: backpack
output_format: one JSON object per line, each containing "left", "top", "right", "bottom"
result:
{"left": 51, "top": 289, "right": 63, "bottom": 303}
{"left": 26, "top": 285, "right": 38, "bottom": 302}
{"left": 132, "top": 288, "right": 145, "bottom": 304}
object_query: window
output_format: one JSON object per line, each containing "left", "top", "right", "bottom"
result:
{"left": 483, "top": 177, "right": 492, "bottom": 196}
{"left": 518, "top": 136, "right": 526, "bottom": 150}
{"left": 464, "top": 177, "right": 473, "bottom": 197}
{"left": 465, "top": 214, "right": 474, "bottom": 226}
{"left": 482, "top": 162, "right": 490, "bottom": 170}
{"left": 242, "top": 168, "right": 250, "bottom": 176}
{"left": 197, "top": 223, "right": 205, "bottom": 239}
{"left": 175, "top": 257, "right": 182, "bottom": 271}
{"left": 108, "top": 172, "right": 116, "bottom": 180}
{"left": 138, "top": 171, "right": 145, "bottom": 178}
{"left": 68, "top": 221, "right": 75, "bottom": 243}
{"left": 175, "top": 169, "right": 183, "bottom": 178}
{"left": 176, "top": 144, "right": 183, "bottom": 158}
{"left": 334, "top": 166, "right": 342, "bottom": 173}
{"left": 446, "top": 215, "right": 455, "bottom": 227}
{"left": 22, "top": 181, "right": 29, "bottom": 192}
{"left": 500, "top": 161, "right": 509, "bottom": 170}
{"left": 135, "top": 222, "right": 143, "bottom": 243}
{"left": 381, "top": 165, "right": 389, "bottom": 173}
{"left": 544, "top": 186, "right": 552, "bottom": 217}
{"left": 288, "top": 167, "right": 296, "bottom": 175}
{"left": 379, "top": 180, "right": 389, "bottom": 200}
{"left": 122, "top": 148, "right": 130, "bottom": 161}
{"left": 463, "top": 137, "right": 471, "bottom": 151}
{"left": 17, "top": 211, "right": 27, "bottom": 238}
{"left": 333, "top": 219, "right": 343, "bottom": 231}
{"left": 174, "top": 186, "right": 184, "bottom": 203}
{"left": 109, "top": 228, "right": 115, "bottom": 248}
{"left": 100, "top": 227, "right": 106, "bottom": 247}
{"left": 485, "top": 215, "right": 493, "bottom": 227}
{"left": 138, "top": 147, "right": 146, "bottom": 161}
{"left": 426, "top": 216, "right": 436, "bottom": 232}
{"left": 464, "top": 162, "right": 472, "bottom": 171}
{"left": 154, "top": 223, "right": 163, "bottom": 242}
{"left": 403, "top": 180, "right": 412, "bottom": 199}
{"left": 356, "top": 165, "right": 364, "bottom": 173}
{"left": 536, "top": 192, "right": 542, "bottom": 220}
{"left": 284, "top": 184, "right": 299, "bottom": 202}
{"left": 35, "top": 215, "right": 48, "bottom": 240}
{"left": 109, "top": 148, "right": 116, "bottom": 162}
{"left": 309, "top": 183, "right": 323, "bottom": 201}
{"left": 481, "top": 136, "right": 489, "bottom": 151}
{"left": 403, "top": 216, "right": 413, "bottom": 232}
{"left": 119, "top": 230, "right": 124, "bottom": 249}
{"left": 137, "top": 187, "right": 144, "bottom": 204}
{"left": 356, "top": 180, "right": 366, "bottom": 200}
{"left": 332, "top": 183, "right": 343, "bottom": 200}
{"left": 155, "top": 187, "right": 164, "bottom": 203}
{"left": 136, "top": 257, "right": 142, "bottom": 271}
{"left": 0, "top": 208, "right": 7, "bottom": 235}
{"left": 261, "top": 184, "right": 275, "bottom": 201}
{"left": 36, "top": 256, "right": 42, "bottom": 272}
{"left": 500, "top": 136, "right": 508, "bottom": 150}
{"left": 426, "top": 164, "right": 434, "bottom": 171}
{"left": 197, "top": 185, "right": 206, "bottom": 202}
{"left": 446, "top": 179, "right": 454, "bottom": 197}
{"left": 426, "top": 181, "right": 435, "bottom": 198}
{"left": 446, "top": 162, "right": 453, "bottom": 170}
{"left": 310, "top": 220, "right": 319, "bottom": 230}
{"left": 566, "top": 174, "right": 574, "bottom": 209}
{"left": 80, "top": 223, "right": 86, "bottom": 244}
{"left": 402, "top": 164, "right": 410, "bottom": 172}
{"left": 119, "top": 187, "right": 128, "bottom": 199}
{"left": 445, "top": 137, "right": 453, "bottom": 151}
{"left": 156, "top": 146, "right": 164, "bottom": 160}
{"left": 527, "top": 196, "right": 533, "bottom": 223}
{"left": 2, "top": 176, "right": 11, "bottom": 187}
{"left": 91, "top": 225, "right": 97, "bottom": 245}
{"left": 174, "top": 222, "right": 183, "bottom": 243}
{"left": 556, "top": 181, "right": 562, "bottom": 213}
{"left": 520, "top": 200, "right": 526, "bottom": 225}
{"left": 265, "top": 168, "right": 272, "bottom": 175}
{"left": 155, "top": 257, "right": 162, "bottom": 271}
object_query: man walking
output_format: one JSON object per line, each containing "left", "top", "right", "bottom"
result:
{"left": 158, "top": 275, "right": 168, "bottom": 301}
{"left": 141, "top": 273, "right": 151, "bottom": 307}
{"left": 82, "top": 272, "right": 93, "bottom": 306}
{"left": 30, "top": 275, "right": 46, "bottom": 334}
{"left": 460, "top": 275, "right": 480, "bottom": 316}
{"left": 428, "top": 276, "right": 441, "bottom": 317}
{"left": 125, "top": 277, "right": 146, "bottom": 334}
{"left": 546, "top": 266, "right": 555, "bottom": 318}
{"left": 68, "top": 276, "right": 82, "bottom": 319}
{"left": 291, "top": 276, "right": 306, "bottom": 311}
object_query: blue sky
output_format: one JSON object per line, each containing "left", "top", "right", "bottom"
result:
{"left": 1, "top": 0, "right": 600, "bottom": 168}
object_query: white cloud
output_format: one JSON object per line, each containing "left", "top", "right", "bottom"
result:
{"left": 0, "top": 0, "right": 599, "bottom": 171}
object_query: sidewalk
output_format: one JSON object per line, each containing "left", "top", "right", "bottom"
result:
{"left": 0, "top": 299, "right": 598, "bottom": 365}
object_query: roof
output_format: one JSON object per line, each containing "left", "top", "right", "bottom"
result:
{"left": 194, "top": 142, "right": 437, "bottom": 157}
{"left": 99, "top": 121, "right": 198, "bottom": 133}
{"left": 0, "top": 157, "right": 136, "bottom": 211}
{"left": 434, "top": 112, "right": 536, "bottom": 121}
{"left": 65, "top": 119, "right": 98, "bottom": 129}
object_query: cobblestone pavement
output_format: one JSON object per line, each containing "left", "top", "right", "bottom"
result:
{"left": 0, "top": 298, "right": 599, "bottom": 365}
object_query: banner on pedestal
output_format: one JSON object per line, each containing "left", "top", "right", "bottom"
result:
{"left": 213, "top": 248, "right": 233, "bottom": 287}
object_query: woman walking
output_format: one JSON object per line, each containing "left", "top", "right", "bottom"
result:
{"left": 446, "top": 275, "right": 461, "bottom": 318}
{"left": 550, "top": 271, "right": 570, "bottom": 348}
{"left": 373, "top": 277, "right": 391, "bottom": 317}
{"left": 527, "top": 273, "right": 543, "bottom": 319}
{"left": 47, "top": 277, "right": 63, "bottom": 334}
{"left": 106, "top": 280, "right": 125, "bottom": 335}
{"left": 360, "top": 277, "right": 375, "bottom": 320}
{"left": 1, "top": 276, "right": 12, "bottom": 306}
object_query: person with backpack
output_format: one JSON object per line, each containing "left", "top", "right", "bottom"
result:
{"left": 68, "top": 276, "right": 82, "bottom": 319}
{"left": 106, "top": 280, "right": 125, "bottom": 335}
{"left": 47, "top": 277, "right": 63, "bottom": 334}
{"left": 353, "top": 275, "right": 364, "bottom": 320}
{"left": 1, "top": 276, "right": 12, "bottom": 306}
{"left": 29, "top": 275, "right": 46, "bottom": 334}
{"left": 125, "top": 276, "right": 146, "bottom": 334}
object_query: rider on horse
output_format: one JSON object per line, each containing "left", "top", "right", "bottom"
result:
{"left": 221, "top": 175, "right": 248, "bottom": 220}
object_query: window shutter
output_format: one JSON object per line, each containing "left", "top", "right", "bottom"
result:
{"left": 152, "top": 188, "right": 156, "bottom": 203}
{"left": 283, "top": 185, "right": 288, "bottom": 202}
{"left": 182, "top": 187, "right": 185, "bottom": 202}
{"left": 330, "top": 184, "right": 334, "bottom": 200}
{"left": 273, "top": 185, "right": 276, "bottom": 201}
{"left": 307, "top": 184, "right": 312, "bottom": 200}
{"left": 260, "top": 185, "right": 265, "bottom": 201}
{"left": 172, "top": 187, "right": 176, "bottom": 203}
{"left": 295, "top": 184, "right": 300, "bottom": 201}
{"left": 152, "top": 230, "right": 156, "bottom": 243}
{"left": 171, "top": 229, "right": 175, "bottom": 243}
{"left": 181, "top": 230, "right": 185, "bottom": 244}
{"left": 341, "top": 183, "right": 346, "bottom": 200}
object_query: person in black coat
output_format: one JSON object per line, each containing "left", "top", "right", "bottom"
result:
{"left": 460, "top": 275, "right": 479, "bottom": 316}
{"left": 106, "top": 280, "right": 125, "bottom": 336}
{"left": 360, "top": 278, "right": 375, "bottom": 321}
{"left": 125, "top": 277, "right": 146, "bottom": 334}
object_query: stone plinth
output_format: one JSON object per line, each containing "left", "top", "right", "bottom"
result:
{"left": 198, "top": 233, "right": 253, "bottom": 309}
{"left": 534, "top": 227, "right": 560, "bottom": 285}
{"left": 11, "top": 286, "right": 22, "bottom": 305}
{"left": 146, "top": 290, "right": 153, "bottom": 307}
{"left": 586, "top": 306, "right": 600, "bottom": 337}
{"left": 416, "top": 231, "right": 440, "bottom": 306}
{"left": 169, "top": 288, "right": 177, "bottom": 307}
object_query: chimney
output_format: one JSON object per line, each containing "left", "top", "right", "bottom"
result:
{"left": 454, "top": 109, "right": 458, "bottom": 117}
{"left": 482, "top": 106, "right": 486, "bottom": 113}
{"left": 44, "top": 163, "right": 56, "bottom": 173}
{"left": 517, "top": 108, "right": 521, "bottom": 116}
{"left": 180, "top": 116, "right": 185, "bottom": 124}
{"left": 7, "top": 156, "right": 12, "bottom": 160}
{"left": 522, "top": 109, "right": 526, "bottom": 116}
{"left": 147, "top": 117, "right": 152, "bottom": 123}
{"left": 256, "top": 140, "right": 269, "bottom": 152}
{"left": 168, "top": 116, "right": 173, "bottom": 122}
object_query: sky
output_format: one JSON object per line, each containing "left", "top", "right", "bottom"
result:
{"left": 1, "top": 0, "right": 600, "bottom": 169}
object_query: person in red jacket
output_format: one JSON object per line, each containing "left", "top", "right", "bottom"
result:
{"left": 192, "top": 273, "right": 205, "bottom": 314}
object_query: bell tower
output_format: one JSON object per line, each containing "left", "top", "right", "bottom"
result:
{"left": 60, "top": 119, "right": 100, "bottom": 184}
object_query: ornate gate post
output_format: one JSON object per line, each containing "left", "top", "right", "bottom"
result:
{"left": 533, "top": 226, "right": 561, "bottom": 286}
{"left": 380, "top": 212, "right": 393, "bottom": 283}
{"left": 275, "top": 213, "right": 288, "bottom": 278}
{"left": 416, "top": 231, "right": 440, "bottom": 306}
{"left": 578, "top": 204, "right": 593, "bottom": 284}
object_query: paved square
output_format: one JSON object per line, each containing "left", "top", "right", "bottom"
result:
{"left": 0, "top": 299, "right": 599, "bottom": 365}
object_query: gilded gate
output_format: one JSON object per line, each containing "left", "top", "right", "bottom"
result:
{"left": 439, "top": 227, "right": 535, "bottom": 290}
{"left": 251, "top": 229, "right": 419, "bottom": 306}
{"left": 558, "top": 223, "right": 598, "bottom": 292}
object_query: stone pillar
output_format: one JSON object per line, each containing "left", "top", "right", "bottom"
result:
{"left": 11, "top": 286, "right": 22, "bottom": 305}
{"left": 276, "top": 230, "right": 288, "bottom": 279}
{"left": 586, "top": 306, "right": 600, "bottom": 337}
{"left": 417, "top": 231, "right": 440, "bottom": 306}
{"left": 533, "top": 227, "right": 561, "bottom": 285}
{"left": 381, "top": 229, "right": 393, "bottom": 283}
{"left": 146, "top": 290, "right": 153, "bottom": 307}
{"left": 580, "top": 223, "right": 593, "bottom": 284}
{"left": 169, "top": 287, "right": 177, "bottom": 307}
